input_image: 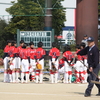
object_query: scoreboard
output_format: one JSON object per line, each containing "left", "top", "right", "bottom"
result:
{"left": 17, "top": 29, "right": 54, "bottom": 49}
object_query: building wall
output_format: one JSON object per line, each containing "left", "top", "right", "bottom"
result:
{"left": 61, "top": 0, "right": 76, "bottom": 44}
{"left": 61, "top": 0, "right": 76, "bottom": 27}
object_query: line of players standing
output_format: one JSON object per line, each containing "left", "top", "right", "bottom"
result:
{"left": 3, "top": 40, "right": 88, "bottom": 84}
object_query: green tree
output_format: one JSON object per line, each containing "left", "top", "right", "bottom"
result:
{"left": 0, "top": 19, "right": 14, "bottom": 49}
{"left": 5, "top": 0, "right": 44, "bottom": 34}
{"left": 5, "top": 0, "right": 66, "bottom": 36}
{"left": 34, "top": 0, "right": 66, "bottom": 36}
{"left": 0, "top": 19, "right": 7, "bottom": 49}
{"left": 52, "top": 0, "right": 66, "bottom": 35}
{"left": 99, "top": 0, "right": 100, "bottom": 16}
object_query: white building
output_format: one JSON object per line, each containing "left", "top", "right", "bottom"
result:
{"left": 61, "top": 0, "right": 76, "bottom": 44}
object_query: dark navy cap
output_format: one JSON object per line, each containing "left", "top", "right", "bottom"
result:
{"left": 87, "top": 37, "right": 94, "bottom": 42}
{"left": 84, "top": 34, "right": 87, "bottom": 37}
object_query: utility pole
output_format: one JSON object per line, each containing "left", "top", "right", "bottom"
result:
{"left": 44, "top": 0, "right": 52, "bottom": 31}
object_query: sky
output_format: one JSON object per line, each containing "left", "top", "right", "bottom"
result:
{"left": 0, "top": 0, "right": 76, "bottom": 25}
{"left": 0, "top": 0, "right": 15, "bottom": 20}
{"left": 0, "top": 0, "right": 15, "bottom": 15}
{"left": 0, "top": 0, "right": 76, "bottom": 14}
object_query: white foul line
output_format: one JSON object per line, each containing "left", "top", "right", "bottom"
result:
{"left": 0, "top": 92, "right": 83, "bottom": 97}
{"left": 0, "top": 92, "right": 99, "bottom": 98}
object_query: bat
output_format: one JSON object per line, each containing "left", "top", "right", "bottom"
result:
{"left": 91, "top": 80, "right": 100, "bottom": 84}
{"left": 51, "top": 62, "right": 57, "bottom": 72}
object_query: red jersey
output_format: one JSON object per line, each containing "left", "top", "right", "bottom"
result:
{"left": 17, "top": 46, "right": 22, "bottom": 57}
{"left": 19, "top": 48, "right": 29, "bottom": 59}
{"left": 63, "top": 51, "right": 74, "bottom": 60}
{"left": 17, "top": 46, "right": 22, "bottom": 51}
{"left": 59, "top": 58, "right": 64, "bottom": 69}
{"left": 4, "top": 45, "right": 11, "bottom": 53}
{"left": 75, "top": 50, "right": 83, "bottom": 60}
{"left": 14, "top": 47, "right": 18, "bottom": 54}
{"left": 17, "top": 46, "right": 22, "bottom": 54}
{"left": 49, "top": 48, "right": 60, "bottom": 58}
{"left": 36, "top": 48, "right": 46, "bottom": 59}
{"left": 8, "top": 46, "right": 15, "bottom": 57}
{"left": 82, "top": 55, "right": 87, "bottom": 60}
{"left": 13, "top": 47, "right": 19, "bottom": 57}
{"left": 19, "top": 48, "right": 23, "bottom": 58}
{"left": 28, "top": 48, "right": 36, "bottom": 59}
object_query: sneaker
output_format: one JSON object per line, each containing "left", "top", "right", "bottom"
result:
{"left": 84, "top": 94, "right": 91, "bottom": 97}
{"left": 96, "top": 93, "right": 100, "bottom": 96}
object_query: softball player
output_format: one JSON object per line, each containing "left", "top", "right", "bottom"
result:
{"left": 35, "top": 42, "right": 46, "bottom": 83}
{"left": 16, "top": 40, "right": 24, "bottom": 81}
{"left": 49, "top": 42, "right": 60, "bottom": 83}
{"left": 28, "top": 42, "right": 36, "bottom": 82}
{"left": 19, "top": 43, "right": 30, "bottom": 83}
{"left": 8, "top": 41, "right": 16, "bottom": 83}
{"left": 58, "top": 58, "right": 64, "bottom": 82}
{"left": 13, "top": 42, "right": 21, "bottom": 83}
{"left": 17, "top": 40, "right": 24, "bottom": 66}
{"left": 74, "top": 45, "right": 84, "bottom": 83}
{"left": 80, "top": 42, "right": 88, "bottom": 83}
{"left": 3, "top": 40, "right": 11, "bottom": 82}
{"left": 63, "top": 45, "right": 74, "bottom": 83}
{"left": 82, "top": 55, "right": 88, "bottom": 83}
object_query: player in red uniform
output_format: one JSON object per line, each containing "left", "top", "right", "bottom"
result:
{"left": 35, "top": 42, "right": 46, "bottom": 83}
{"left": 17, "top": 40, "right": 24, "bottom": 81}
{"left": 49, "top": 42, "right": 60, "bottom": 83}
{"left": 3, "top": 40, "right": 11, "bottom": 82}
{"left": 17, "top": 40, "right": 24, "bottom": 64}
{"left": 28, "top": 42, "right": 37, "bottom": 82}
{"left": 80, "top": 42, "right": 88, "bottom": 83}
{"left": 74, "top": 44, "right": 84, "bottom": 83}
{"left": 58, "top": 58, "right": 65, "bottom": 82}
{"left": 19, "top": 43, "right": 30, "bottom": 83}
{"left": 12, "top": 42, "right": 21, "bottom": 83}
{"left": 63, "top": 45, "right": 74, "bottom": 83}
{"left": 8, "top": 41, "right": 16, "bottom": 83}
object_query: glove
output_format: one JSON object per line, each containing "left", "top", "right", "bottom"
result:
{"left": 36, "top": 63, "right": 42, "bottom": 70}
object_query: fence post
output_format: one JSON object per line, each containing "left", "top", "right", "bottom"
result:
{"left": 52, "top": 29, "right": 54, "bottom": 42}
{"left": 17, "top": 29, "right": 20, "bottom": 47}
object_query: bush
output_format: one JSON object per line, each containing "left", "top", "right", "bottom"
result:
{"left": 0, "top": 49, "right": 4, "bottom": 58}
{"left": 70, "top": 44, "right": 76, "bottom": 51}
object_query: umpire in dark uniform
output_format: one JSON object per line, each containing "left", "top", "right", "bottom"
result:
{"left": 77, "top": 36, "right": 100, "bottom": 97}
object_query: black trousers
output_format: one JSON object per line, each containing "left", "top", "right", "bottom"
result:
{"left": 85, "top": 64, "right": 100, "bottom": 95}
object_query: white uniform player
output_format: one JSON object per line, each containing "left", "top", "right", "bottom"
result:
{"left": 3, "top": 40, "right": 11, "bottom": 82}
{"left": 58, "top": 58, "right": 64, "bottom": 82}
{"left": 35, "top": 42, "right": 46, "bottom": 83}
{"left": 74, "top": 45, "right": 84, "bottom": 83}
{"left": 17, "top": 40, "right": 24, "bottom": 80}
{"left": 49, "top": 42, "right": 60, "bottom": 83}
{"left": 8, "top": 41, "right": 16, "bottom": 83}
{"left": 80, "top": 42, "right": 88, "bottom": 83}
{"left": 63, "top": 45, "right": 74, "bottom": 83}
{"left": 19, "top": 43, "right": 30, "bottom": 83}
{"left": 82, "top": 55, "right": 88, "bottom": 83}
{"left": 28, "top": 42, "right": 36, "bottom": 82}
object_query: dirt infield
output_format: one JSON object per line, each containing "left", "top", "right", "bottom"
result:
{"left": 0, "top": 73, "right": 100, "bottom": 100}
